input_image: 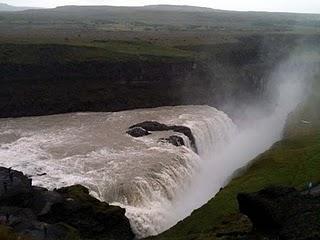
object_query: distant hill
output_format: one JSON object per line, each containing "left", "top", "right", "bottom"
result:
{"left": 13, "top": 4, "right": 319, "bottom": 29}
{"left": 0, "top": 4, "right": 319, "bottom": 35}
{"left": 53, "top": 4, "right": 215, "bottom": 12}
{"left": 141, "top": 5, "right": 215, "bottom": 12}
{"left": 0, "top": 3, "right": 39, "bottom": 11}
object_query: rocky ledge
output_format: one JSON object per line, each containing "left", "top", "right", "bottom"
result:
{"left": 0, "top": 167, "right": 134, "bottom": 240}
{"left": 237, "top": 186, "right": 320, "bottom": 240}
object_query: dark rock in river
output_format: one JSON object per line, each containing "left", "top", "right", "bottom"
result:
{"left": 126, "top": 127, "right": 151, "bottom": 137}
{"left": 130, "top": 121, "right": 170, "bottom": 132}
{"left": 0, "top": 167, "right": 134, "bottom": 240}
{"left": 129, "top": 121, "right": 198, "bottom": 153}
{"left": 171, "top": 125, "right": 195, "bottom": 149}
{"left": 160, "top": 135, "right": 185, "bottom": 147}
{"left": 238, "top": 186, "right": 320, "bottom": 240}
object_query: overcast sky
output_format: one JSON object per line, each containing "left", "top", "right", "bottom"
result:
{"left": 4, "top": 0, "right": 320, "bottom": 13}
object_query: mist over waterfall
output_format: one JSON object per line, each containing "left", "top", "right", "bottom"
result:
{"left": 170, "top": 49, "right": 315, "bottom": 222}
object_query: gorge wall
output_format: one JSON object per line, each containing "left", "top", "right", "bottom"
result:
{"left": 0, "top": 34, "right": 312, "bottom": 119}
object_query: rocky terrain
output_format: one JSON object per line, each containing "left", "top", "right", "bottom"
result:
{"left": 0, "top": 167, "right": 134, "bottom": 240}
{"left": 238, "top": 186, "right": 320, "bottom": 240}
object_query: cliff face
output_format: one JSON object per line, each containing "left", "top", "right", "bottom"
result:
{"left": 1, "top": 34, "right": 317, "bottom": 119}
{"left": 0, "top": 44, "right": 272, "bottom": 117}
{"left": 0, "top": 59, "right": 198, "bottom": 117}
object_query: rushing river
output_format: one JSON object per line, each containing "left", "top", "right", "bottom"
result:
{"left": 0, "top": 106, "right": 236, "bottom": 237}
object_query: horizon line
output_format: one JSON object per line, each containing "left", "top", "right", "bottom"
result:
{"left": 2, "top": 2, "right": 320, "bottom": 15}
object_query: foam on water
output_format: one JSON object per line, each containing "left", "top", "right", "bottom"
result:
{"left": 0, "top": 105, "right": 235, "bottom": 238}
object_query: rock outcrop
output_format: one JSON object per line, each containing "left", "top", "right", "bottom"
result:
{"left": 126, "top": 127, "right": 151, "bottom": 137}
{"left": 0, "top": 167, "right": 134, "bottom": 240}
{"left": 237, "top": 186, "right": 320, "bottom": 240}
{"left": 128, "top": 121, "right": 197, "bottom": 152}
{"left": 160, "top": 135, "right": 185, "bottom": 147}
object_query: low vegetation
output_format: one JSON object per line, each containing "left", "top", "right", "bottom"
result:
{"left": 0, "top": 40, "right": 194, "bottom": 65}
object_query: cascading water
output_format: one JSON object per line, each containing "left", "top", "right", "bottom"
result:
{"left": 0, "top": 105, "right": 236, "bottom": 238}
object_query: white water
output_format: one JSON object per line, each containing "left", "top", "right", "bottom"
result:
{"left": 0, "top": 105, "right": 235, "bottom": 238}
{"left": 173, "top": 80, "right": 307, "bottom": 219}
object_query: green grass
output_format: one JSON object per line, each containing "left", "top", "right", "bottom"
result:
{"left": 90, "top": 40, "right": 194, "bottom": 59}
{"left": 153, "top": 80, "right": 320, "bottom": 240}
{"left": 0, "top": 40, "right": 194, "bottom": 65}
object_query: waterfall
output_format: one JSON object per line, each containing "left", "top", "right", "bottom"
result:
{"left": 0, "top": 105, "right": 236, "bottom": 238}
{"left": 0, "top": 72, "right": 307, "bottom": 238}
{"left": 111, "top": 107, "right": 236, "bottom": 237}
{"left": 168, "top": 52, "right": 314, "bottom": 223}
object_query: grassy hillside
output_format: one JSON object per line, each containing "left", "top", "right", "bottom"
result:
{"left": 1, "top": 6, "right": 320, "bottom": 32}
{"left": 0, "top": 41, "right": 194, "bottom": 65}
{"left": 152, "top": 79, "right": 320, "bottom": 240}
{"left": 0, "top": 5, "right": 319, "bottom": 47}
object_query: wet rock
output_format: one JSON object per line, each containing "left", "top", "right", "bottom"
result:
{"left": 37, "top": 173, "right": 47, "bottom": 176}
{"left": 0, "top": 206, "right": 78, "bottom": 240}
{"left": 171, "top": 125, "right": 196, "bottom": 151}
{"left": 40, "top": 185, "right": 135, "bottom": 240}
{"left": 160, "top": 135, "right": 185, "bottom": 147}
{"left": 0, "top": 167, "right": 135, "bottom": 240}
{"left": 31, "top": 190, "right": 64, "bottom": 216}
{"left": 130, "top": 121, "right": 170, "bottom": 132}
{"left": 126, "top": 127, "right": 151, "bottom": 137}
{"left": 0, "top": 167, "right": 33, "bottom": 207}
{"left": 238, "top": 186, "right": 320, "bottom": 240}
{"left": 129, "top": 121, "right": 198, "bottom": 152}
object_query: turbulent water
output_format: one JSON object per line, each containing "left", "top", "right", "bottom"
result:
{"left": 0, "top": 105, "right": 236, "bottom": 237}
